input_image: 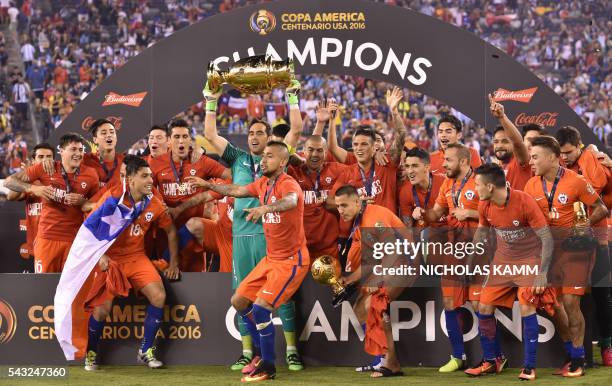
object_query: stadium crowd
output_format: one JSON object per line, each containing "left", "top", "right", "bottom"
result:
{"left": 0, "top": 0, "right": 609, "bottom": 178}
{"left": 0, "top": 0, "right": 610, "bottom": 382}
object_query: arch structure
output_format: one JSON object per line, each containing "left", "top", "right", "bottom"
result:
{"left": 52, "top": 0, "right": 596, "bottom": 150}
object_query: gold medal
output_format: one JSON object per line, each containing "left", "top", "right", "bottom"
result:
{"left": 178, "top": 183, "right": 188, "bottom": 195}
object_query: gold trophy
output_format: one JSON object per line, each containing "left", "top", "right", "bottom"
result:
{"left": 311, "top": 255, "right": 356, "bottom": 308}
{"left": 562, "top": 202, "right": 596, "bottom": 251}
{"left": 207, "top": 55, "right": 295, "bottom": 94}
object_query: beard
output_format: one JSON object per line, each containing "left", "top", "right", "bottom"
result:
{"left": 446, "top": 167, "right": 460, "bottom": 179}
{"left": 495, "top": 149, "right": 512, "bottom": 162}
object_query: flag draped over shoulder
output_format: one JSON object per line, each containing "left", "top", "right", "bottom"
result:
{"left": 54, "top": 186, "right": 147, "bottom": 360}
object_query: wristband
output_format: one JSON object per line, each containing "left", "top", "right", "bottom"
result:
{"left": 206, "top": 100, "right": 218, "bottom": 112}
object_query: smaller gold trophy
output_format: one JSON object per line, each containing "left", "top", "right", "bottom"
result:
{"left": 207, "top": 55, "right": 295, "bottom": 94}
{"left": 562, "top": 202, "right": 596, "bottom": 251}
{"left": 311, "top": 255, "right": 356, "bottom": 308}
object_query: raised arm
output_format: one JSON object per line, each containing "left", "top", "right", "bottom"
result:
{"left": 313, "top": 98, "right": 334, "bottom": 136}
{"left": 326, "top": 101, "right": 348, "bottom": 163}
{"left": 386, "top": 87, "right": 407, "bottom": 164}
{"left": 489, "top": 94, "right": 528, "bottom": 165}
{"left": 203, "top": 79, "right": 229, "bottom": 155}
{"left": 284, "top": 79, "right": 303, "bottom": 151}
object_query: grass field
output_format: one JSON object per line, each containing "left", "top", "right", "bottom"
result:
{"left": 4, "top": 363, "right": 611, "bottom": 385}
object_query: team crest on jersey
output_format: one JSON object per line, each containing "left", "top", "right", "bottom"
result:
{"left": 558, "top": 193, "right": 568, "bottom": 204}
{"left": 586, "top": 184, "right": 595, "bottom": 195}
{"left": 325, "top": 176, "right": 332, "bottom": 184}
{"left": 145, "top": 212, "right": 153, "bottom": 222}
{"left": 81, "top": 182, "right": 87, "bottom": 189}
{"left": 464, "top": 190, "right": 475, "bottom": 200}
{"left": 190, "top": 169, "right": 196, "bottom": 176}
{"left": 512, "top": 220, "right": 520, "bottom": 226}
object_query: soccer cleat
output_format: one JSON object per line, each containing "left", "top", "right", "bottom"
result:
{"left": 561, "top": 358, "right": 585, "bottom": 378}
{"left": 286, "top": 352, "right": 304, "bottom": 371}
{"left": 552, "top": 360, "right": 570, "bottom": 375}
{"left": 84, "top": 350, "right": 98, "bottom": 371}
{"left": 231, "top": 354, "right": 253, "bottom": 371}
{"left": 241, "top": 355, "right": 261, "bottom": 375}
{"left": 137, "top": 347, "right": 163, "bottom": 369}
{"left": 465, "top": 360, "right": 496, "bottom": 376}
{"left": 518, "top": 367, "right": 536, "bottom": 381}
{"left": 602, "top": 347, "right": 612, "bottom": 367}
{"left": 439, "top": 355, "right": 464, "bottom": 373}
{"left": 241, "top": 362, "right": 276, "bottom": 382}
{"left": 495, "top": 354, "right": 508, "bottom": 374}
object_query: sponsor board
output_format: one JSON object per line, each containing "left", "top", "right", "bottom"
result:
{"left": 102, "top": 92, "right": 147, "bottom": 108}
{"left": 514, "top": 112, "right": 558, "bottom": 128}
{"left": 81, "top": 116, "right": 123, "bottom": 132}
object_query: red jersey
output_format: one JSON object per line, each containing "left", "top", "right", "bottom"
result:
{"left": 430, "top": 147, "right": 482, "bottom": 175}
{"left": 208, "top": 178, "right": 234, "bottom": 238}
{"left": 245, "top": 173, "right": 307, "bottom": 264}
{"left": 569, "top": 150, "right": 607, "bottom": 194}
{"left": 93, "top": 188, "right": 173, "bottom": 263}
{"left": 324, "top": 149, "right": 357, "bottom": 165}
{"left": 435, "top": 170, "right": 480, "bottom": 228}
{"left": 502, "top": 156, "right": 532, "bottom": 191}
{"left": 82, "top": 152, "right": 125, "bottom": 189}
{"left": 149, "top": 152, "right": 226, "bottom": 225}
{"left": 24, "top": 193, "right": 42, "bottom": 252}
{"left": 524, "top": 167, "right": 599, "bottom": 228}
{"left": 479, "top": 189, "right": 548, "bottom": 262}
{"left": 346, "top": 204, "right": 406, "bottom": 273}
{"left": 398, "top": 173, "right": 446, "bottom": 227}
{"left": 332, "top": 160, "right": 399, "bottom": 214}
{"left": 288, "top": 162, "right": 347, "bottom": 251}
{"left": 26, "top": 161, "right": 99, "bottom": 241}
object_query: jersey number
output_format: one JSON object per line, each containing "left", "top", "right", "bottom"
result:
{"left": 130, "top": 224, "right": 142, "bottom": 236}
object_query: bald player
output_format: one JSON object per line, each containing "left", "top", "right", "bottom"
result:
{"left": 287, "top": 135, "right": 347, "bottom": 267}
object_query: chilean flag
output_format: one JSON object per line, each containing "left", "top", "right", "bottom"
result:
{"left": 54, "top": 186, "right": 147, "bottom": 360}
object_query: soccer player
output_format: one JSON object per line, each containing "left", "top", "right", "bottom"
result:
{"left": 147, "top": 125, "right": 170, "bottom": 159}
{"left": 193, "top": 141, "right": 309, "bottom": 382}
{"left": 82, "top": 118, "right": 124, "bottom": 189}
{"left": 399, "top": 147, "right": 445, "bottom": 227}
{"left": 287, "top": 135, "right": 347, "bottom": 267}
{"left": 488, "top": 95, "right": 532, "bottom": 190}
{"left": 429, "top": 115, "right": 482, "bottom": 174}
{"left": 149, "top": 118, "right": 230, "bottom": 272}
{"left": 203, "top": 79, "right": 305, "bottom": 371}
{"left": 524, "top": 136, "right": 608, "bottom": 377}
{"left": 5, "top": 133, "right": 100, "bottom": 273}
{"left": 465, "top": 164, "right": 553, "bottom": 380}
{"left": 555, "top": 126, "right": 612, "bottom": 366}
{"left": 4, "top": 133, "right": 100, "bottom": 359}
{"left": 413, "top": 143, "right": 485, "bottom": 373}
{"left": 6, "top": 143, "right": 54, "bottom": 261}
{"left": 522, "top": 124, "right": 546, "bottom": 152}
{"left": 83, "top": 156, "right": 180, "bottom": 371}
{"left": 334, "top": 185, "right": 408, "bottom": 378}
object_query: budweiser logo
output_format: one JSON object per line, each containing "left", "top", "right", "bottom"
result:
{"left": 514, "top": 112, "right": 558, "bottom": 127}
{"left": 81, "top": 116, "right": 123, "bottom": 131}
{"left": 102, "top": 92, "right": 147, "bottom": 107}
{"left": 492, "top": 87, "right": 537, "bottom": 103}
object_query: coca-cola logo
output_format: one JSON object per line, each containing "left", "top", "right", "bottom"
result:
{"left": 102, "top": 91, "right": 147, "bottom": 107}
{"left": 514, "top": 112, "right": 558, "bottom": 128}
{"left": 493, "top": 87, "right": 537, "bottom": 103}
{"left": 81, "top": 116, "right": 123, "bottom": 131}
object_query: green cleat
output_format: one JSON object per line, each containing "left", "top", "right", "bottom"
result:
{"left": 84, "top": 350, "right": 98, "bottom": 371}
{"left": 439, "top": 355, "right": 464, "bottom": 373}
{"left": 230, "top": 354, "right": 252, "bottom": 371}
{"left": 286, "top": 352, "right": 304, "bottom": 371}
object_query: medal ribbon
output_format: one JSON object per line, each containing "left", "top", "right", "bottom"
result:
{"left": 358, "top": 160, "right": 375, "bottom": 197}
{"left": 541, "top": 166, "right": 564, "bottom": 212}
{"left": 451, "top": 168, "right": 472, "bottom": 208}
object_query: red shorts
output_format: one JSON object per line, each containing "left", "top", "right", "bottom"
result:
{"left": 550, "top": 248, "right": 594, "bottom": 295}
{"left": 237, "top": 248, "right": 309, "bottom": 308}
{"left": 201, "top": 218, "right": 233, "bottom": 273}
{"left": 441, "top": 284, "right": 482, "bottom": 309}
{"left": 93, "top": 255, "right": 162, "bottom": 304}
{"left": 33, "top": 238, "right": 71, "bottom": 273}
{"left": 479, "top": 287, "right": 531, "bottom": 308}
